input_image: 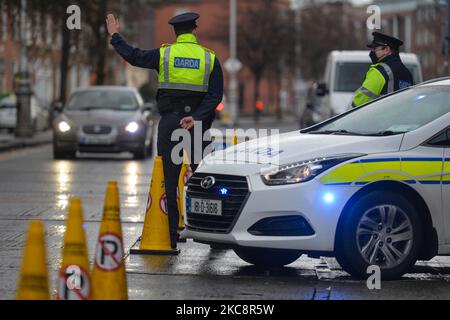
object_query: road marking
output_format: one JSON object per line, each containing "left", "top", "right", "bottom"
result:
{"left": 314, "top": 258, "right": 336, "bottom": 280}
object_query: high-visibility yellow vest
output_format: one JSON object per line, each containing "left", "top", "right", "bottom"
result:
{"left": 158, "top": 34, "right": 215, "bottom": 93}
{"left": 351, "top": 62, "right": 394, "bottom": 109}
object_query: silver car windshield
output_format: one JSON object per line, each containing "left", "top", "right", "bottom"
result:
{"left": 310, "top": 85, "right": 450, "bottom": 136}
{"left": 66, "top": 90, "right": 139, "bottom": 111}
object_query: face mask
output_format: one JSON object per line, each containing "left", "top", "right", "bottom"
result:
{"left": 369, "top": 51, "right": 378, "bottom": 64}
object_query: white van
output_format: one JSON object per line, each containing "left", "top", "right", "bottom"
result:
{"left": 310, "top": 50, "right": 423, "bottom": 122}
{"left": 0, "top": 95, "right": 49, "bottom": 133}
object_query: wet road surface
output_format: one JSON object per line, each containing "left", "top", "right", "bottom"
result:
{"left": 0, "top": 144, "right": 449, "bottom": 300}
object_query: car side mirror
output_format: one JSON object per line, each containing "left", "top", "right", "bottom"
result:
{"left": 315, "top": 82, "right": 328, "bottom": 97}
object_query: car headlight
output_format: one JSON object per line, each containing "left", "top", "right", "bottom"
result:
{"left": 125, "top": 121, "right": 139, "bottom": 133}
{"left": 261, "top": 154, "right": 365, "bottom": 186}
{"left": 58, "top": 121, "right": 71, "bottom": 133}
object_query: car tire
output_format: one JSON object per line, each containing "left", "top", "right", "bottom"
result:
{"left": 133, "top": 148, "right": 147, "bottom": 160}
{"left": 335, "top": 191, "right": 423, "bottom": 280}
{"left": 233, "top": 246, "right": 302, "bottom": 268}
{"left": 53, "top": 148, "right": 76, "bottom": 160}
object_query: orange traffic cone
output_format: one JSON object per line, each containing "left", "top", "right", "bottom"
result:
{"left": 16, "top": 220, "right": 50, "bottom": 300}
{"left": 232, "top": 130, "right": 239, "bottom": 146}
{"left": 56, "top": 197, "right": 92, "bottom": 300}
{"left": 130, "top": 156, "right": 179, "bottom": 255}
{"left": 91, "top": 181, "right": 128, "bottom": 300}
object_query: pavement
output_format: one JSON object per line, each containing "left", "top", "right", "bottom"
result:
{"left": 0, "top": 119, "right": 449, "bottom": 300}
{"left": 0, "top": 130, "right": 53, "bottom": 152}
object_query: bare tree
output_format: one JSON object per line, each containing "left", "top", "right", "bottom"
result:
{"left": 298, "top": 0, "right": 364, "bottom": 80}
{"left": 236, "top": 0, "right": 294, "bottom": 121}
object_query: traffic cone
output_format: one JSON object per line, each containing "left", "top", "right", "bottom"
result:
{"left": 178, "top": 162, "right": 192, "bottom": 230}
{"left": 232, "top": 131, "right": 239, "bottom": 146}
{"left": 56, "top": 197, "right": 92, "bottom": 300}
{"left": 91, "top": 181, "right": 128, "bottom": 300}
{"left": 16, "top": 220, "right": 50, "bottom": 300}
{"left": 130, "top": 156, "right": 179, "bottom": 255}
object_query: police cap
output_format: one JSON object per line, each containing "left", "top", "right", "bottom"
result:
{"left": 168, "top": 12, "right": 200, "bottom": 26}
{"left": 367, "top": 32, "right": 404, "bottom": 50}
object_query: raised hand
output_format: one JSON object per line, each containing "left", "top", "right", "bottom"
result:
{"left": 106, "top": 14, "right": 120, "bottom": 36}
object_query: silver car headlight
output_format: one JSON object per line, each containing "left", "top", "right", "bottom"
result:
{"left": 58, "top": 121, "right": 71, "bottom": 133}
{"left": 261, "top": 154, "right": 365, "bottom": 186}
{"left": 125, "top": 121, "right": 139, "bottom": 133}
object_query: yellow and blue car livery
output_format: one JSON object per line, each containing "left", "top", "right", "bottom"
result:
{"left": 184, "top": 77, "right": 450, "bottom": 278}
{"left": 321, "top": 157, "right": 447, "bottom": 186}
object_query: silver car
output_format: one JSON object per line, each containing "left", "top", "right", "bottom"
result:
{"left": 53, "top": 86, "right": 155, "bottom": 159}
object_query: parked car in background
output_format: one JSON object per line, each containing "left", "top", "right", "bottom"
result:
{"left": 300, "top": 50, "right": 423, "bottom": 127}
{"left": 0, "top": 94, "right": 50, "bottom": 133}
{"left": 53, "top": 86, "right": 155, "bottom": 159}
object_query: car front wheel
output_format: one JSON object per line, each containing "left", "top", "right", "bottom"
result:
{"left": 233, "top": 246, "right": 302, "bottom": 268}
{"left": 53, "top": 149, "right": 76, "bottom": 159}
{"left": 335, "top": 191, "right": 423, "bottom": 280}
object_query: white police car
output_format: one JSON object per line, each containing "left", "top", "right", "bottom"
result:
{"left": 184, "top": 77, "right": 450, "bottom": 279}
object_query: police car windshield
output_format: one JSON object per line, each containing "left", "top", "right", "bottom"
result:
{"left": 309, "top": 85, "right": 450, "bottom": 136}
{"left": 66, "top": 90, "right": 139, "bottom": 111}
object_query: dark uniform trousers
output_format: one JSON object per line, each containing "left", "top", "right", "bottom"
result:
{"left": 157, "top": 112, "right": 213, "bottom": 247}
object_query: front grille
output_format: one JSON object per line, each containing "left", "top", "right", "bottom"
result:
{"left": 82, "top": 125, "right": 112, "bottom": 135}
{"left": 186, "top": 173, "right": 249, "bottom": 233}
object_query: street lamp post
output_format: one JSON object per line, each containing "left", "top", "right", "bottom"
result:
{"left": 224, "top": 0, "right": 242, "bottom": 127}
{"left": 15, "top": 0, "right": 33, "bottom": 137}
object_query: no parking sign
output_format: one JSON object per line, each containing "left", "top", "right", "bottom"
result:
{"left": 95, "top": 233, "right": 124, "bottom": 272}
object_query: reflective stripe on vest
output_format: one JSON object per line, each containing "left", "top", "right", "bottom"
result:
{"left": 379, "top": 63, "right": 395, "bottom": 93}
{"left": 158, "top": 35, "right": 214, "bottom": 93}
{"left": 358, "top": 86, "right": 380, "bottom": 100}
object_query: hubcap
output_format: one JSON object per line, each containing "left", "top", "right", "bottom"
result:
{"left": 356, "top": 204, "right": 413, "bottom": 269}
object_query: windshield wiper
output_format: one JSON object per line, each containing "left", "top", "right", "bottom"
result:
{"left": 365, "top": 130, "right": 408, "bottom": 136}
{"left": 307, "top": 129, "right": 365, "bottom": 136}
{"left": 76, "top": 106, "right": 107, "bottom": 111}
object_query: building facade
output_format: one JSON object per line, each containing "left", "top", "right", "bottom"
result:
{"left": 375, "top": 0, "right": 447, "bottom": 80}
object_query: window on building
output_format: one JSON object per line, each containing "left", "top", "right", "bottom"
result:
{"left": 417, "top": 9, "right": 422, "bottom": 22}
{"left": 430, "top": 53, "right": 435, "bottom": 67}
{"left": 430, "top": 6, "right": 436, "bottom": 21}
{"left": 46, "top": 17, "right": 52, "bottom": 46}
{"left": 0, "top": 3, "right": 3, "bottom": 41}
{"left": 416, "top": 31, "right": 421, "bottom": 46}
{"left": 12, "top": 7, "right": 19, "bottom": 41}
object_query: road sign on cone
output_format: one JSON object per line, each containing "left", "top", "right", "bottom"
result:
{"left": 130, "top": 156, "right": 179, "bottom": 255}
{"left": 91, "top": 181, "right": 128, "bottom": 300}
{"left": 56, "top": 197, "right": 92, "bottom": 300}
{"left": 16, "top": 220, "right": 50, "bottom": 300}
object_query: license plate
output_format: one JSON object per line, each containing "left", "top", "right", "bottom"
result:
{"left": 188, "top": 197, "right": 222, "bottom": 216}
{"left": 81, "top": 136, "right": 113, "bottom": 145}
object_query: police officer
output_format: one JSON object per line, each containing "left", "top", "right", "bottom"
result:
{"left": 351, "top": 32, "right": 413, "bottom": 108}
{"left": 106, "top": 12, "right": 224, "bottom": 249}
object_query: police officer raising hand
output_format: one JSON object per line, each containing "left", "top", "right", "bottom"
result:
{"left": 108, "top": 12, "right": 224, "bottom": 250}
{"left": 106, "top": 14, "right": 120, "bottom": 36}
